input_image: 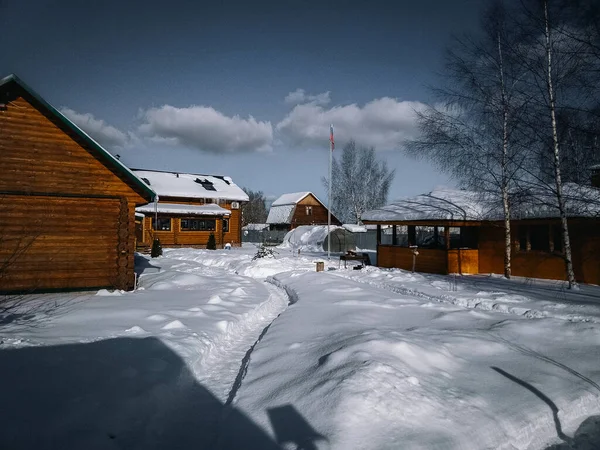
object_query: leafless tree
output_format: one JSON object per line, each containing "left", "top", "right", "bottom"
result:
{"left": 322, "top": 140, "right": 395, "bottom": 225}
{"left": 512, "top": 0, "right": 594, "bottom": 288}
{"left": 241, "top": 188, "right": 268, "bottom": 227}
{"left": 403, "top": 1, "right": 529, "bottom": 278}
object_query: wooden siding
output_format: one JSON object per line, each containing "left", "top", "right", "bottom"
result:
{"left": 141, "top": 216, "right": 228, "bottom": 248}
{"left": 478, "top": 220, "right": 600, "bottom": 284}
{"left": 138, "top": 196, "right": 243, "bottom": 248}
{"left": 0, "top": 95, "right": 148, "bottom": 206}
{"left": 378, "top": 246, "right": 448, "bottom": 274}
{"left": 0, "top": 93, "right": 142, "bottom": 292}
{"left": 1, "top": 195, "right": 135, "bottom": 292}
{"left": 290, "top": 194, "right": 341, "bottom": 228}
{"left": 447, "top": 249, "right": 479, "bottom": 274}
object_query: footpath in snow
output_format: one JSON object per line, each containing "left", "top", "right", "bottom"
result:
{"left": 1, "top": 245, "right": 600, "bottom": 449}
{"left": 225, "top": 270, "right": 600, "bottom": 450}
{"left": 0, "top": 251, "right": 288, "bottom": 449}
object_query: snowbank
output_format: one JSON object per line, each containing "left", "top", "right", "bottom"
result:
{"left": 224, "top": 271, "right": 600, "bottom": 450}
{"left": 278, "top": 225, "right": 340, "bottom": 252}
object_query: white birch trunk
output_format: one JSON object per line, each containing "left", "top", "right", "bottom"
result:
{"left": 544, "top": 1, "right": 577, "bottom": 288}
{"left": 498, "top": 30, "right": 512, "bottom": 279}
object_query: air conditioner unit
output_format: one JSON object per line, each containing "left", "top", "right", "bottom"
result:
{"left": 231, "top": 201, "right": 240, "bottom": 209}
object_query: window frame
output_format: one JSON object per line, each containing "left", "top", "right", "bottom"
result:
{"left": 223, "top": 218, "right": 230, "bottom": 233}
{"left": 305, "top": 206, "right": 313, "bottom": 216}
{"left": 152, "top": 217, "right": 172, "bottom": 232}
{"left": 180, "top": 218, "right": 216, "bottom": 232}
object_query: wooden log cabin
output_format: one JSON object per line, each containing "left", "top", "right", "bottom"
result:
{"left": 266, "top": 192, "right": 341, "bottom": 231}
{"left": 361, "top": 185, "right": 600, "bottom": 285}
{"left": 131, "top": 169, "right": 248, "bottom": 249}
{"left": 0, "top": 74, "right": 156, "bottom": 293}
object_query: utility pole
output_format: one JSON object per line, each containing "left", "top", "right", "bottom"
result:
{"left": 328, "top": 124, "right": 334, "bottom": 260}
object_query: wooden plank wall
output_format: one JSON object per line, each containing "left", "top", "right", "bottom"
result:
{"left": 479, "top": 220, "right": 600, "bottom": 285}
{"left": 291, "top": 194, "right": 340, "bottom": 228}
{"left": 0, "top": 195, "right": 127, "bottom": 292}
{"left": 0, "top": 95, "right": 147, "bottom": 205}
{"left": 0, "top": 93, "right": 143, "bottom": 292}
{"left": 378, "top": 246, "right": 448, "bottom": 274}
{"left": 139, "top": 196, "right": 243, "bottom": 248}
{"left": 447, "top": 249, "right": 479, "bottom": 275}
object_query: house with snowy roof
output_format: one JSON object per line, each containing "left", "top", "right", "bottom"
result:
{"left": 132, "top": 169, "right": 248, "bottom": 249}
{"left": 266, "top": 192, "right": 341, "bottom": 231}
{"left": 361, "top": 183, "right": 600, "bottom": 285}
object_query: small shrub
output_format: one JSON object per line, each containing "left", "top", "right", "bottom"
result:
{"left": 207, "top": 232, "right": 217, "bottom": 250}
{"left": 252, "top": 243, "right": 277, "bottom": 260}
{"left": 151, "top": 238, "right": 163, "bottom": 258}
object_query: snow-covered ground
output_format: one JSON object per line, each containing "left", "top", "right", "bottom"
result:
{"left": 1, "top": 244, "right": 599, "bottom": 449}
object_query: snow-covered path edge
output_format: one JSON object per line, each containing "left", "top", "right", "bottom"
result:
{"left": 226, "top": 271, "right": 600, "bottom": 450}
{"left": 334, "top": 269, "right": 600, "bottom": 323}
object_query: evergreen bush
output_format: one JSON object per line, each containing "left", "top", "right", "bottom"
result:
{"left": 207, "top": 232, "right": 217, "bottom": 250}
{"left": 151, "top": 238, "right": 163, "bottom": 258}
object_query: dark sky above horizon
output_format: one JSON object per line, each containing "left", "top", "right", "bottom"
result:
{"left": 0, "top": 0, "right": 486, "bottom": 202}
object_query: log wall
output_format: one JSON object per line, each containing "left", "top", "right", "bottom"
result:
{"left": 0, "top": 91, "right": 144, "bottom": 292}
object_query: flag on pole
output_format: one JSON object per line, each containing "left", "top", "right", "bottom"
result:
{"left": 329, "top": 124, "right": 334, "bottom": 151}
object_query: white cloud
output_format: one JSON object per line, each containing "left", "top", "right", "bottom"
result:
{"left": 61, "top": 108, "right": 129, "bottom": 149}
{"left": 276, "top": 97, "right": 427, "bottom": 150}
{"left": 284, "top": 88, "right": 331, "bottom": 106}
{"left": 138, "top": 105, "right": 273, "bottom": 153}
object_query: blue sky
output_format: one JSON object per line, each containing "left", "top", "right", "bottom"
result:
{"left": 1, "top": 0, "right": 484, "bottom": 202}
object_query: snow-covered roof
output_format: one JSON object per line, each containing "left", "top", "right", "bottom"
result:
{"left": 136, "top": 203, "right": 231, "bottom": 216}
{"left": 131, "top": 170, "right": 249, "bottom": 202}
{"left": 362, "top": 184, "right": 600, "bottom": 223}
{"left": 266, "top": 204, "right": 296, "bottom": 224}
{"left": 362, "top": 188, "right": 488, "bottom": 222}
{"left": 343, "top": 224, "right": 368, "bottom": 233}
{"left": 512, "top": 183, "right": 600, "bottom": 220}
{"left": 135, "top": 212, "right": 145, "bottom": 219}
{"left": 272, "top": 192, "right": 311, "bottom": 206}
{"left": 242, "top": 223, "right": 270, "bottom": 231}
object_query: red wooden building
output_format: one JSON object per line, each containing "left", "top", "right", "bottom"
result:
{"left": 266, "top": 192, "right": 341, "bottom": 231}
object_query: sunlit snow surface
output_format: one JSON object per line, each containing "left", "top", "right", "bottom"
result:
{"left": 1, "top": 245, "right": 599, "bottom": 450}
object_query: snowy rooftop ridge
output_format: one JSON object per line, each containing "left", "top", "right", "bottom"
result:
{"left": 266, "top": 204, "right": 296, "bottom": 224}
{"left": 131, "top": 169, "right": 249, "bottom": 202}
{"left": 362, "top": 184, "right": 600, "bottom": 222}
{"left": 136, "top": 203, "right": 231, "bottom": 216}
{"left": 271, "top": 192, "right": 311, "bottom": 206}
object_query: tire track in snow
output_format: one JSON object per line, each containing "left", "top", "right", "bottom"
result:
{"left": 332, "top": 271, "right": 600, "bottom": 323}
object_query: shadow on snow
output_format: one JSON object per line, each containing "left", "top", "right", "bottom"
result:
{"left": 0, "top": 337, "right": 323, "bottom": 450}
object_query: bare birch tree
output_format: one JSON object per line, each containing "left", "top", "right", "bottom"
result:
{"left": 513, "top": 0, "right": 590, "bottom": 288}
{"left": 403, "top": 1, "right": 528, "bottom": 278}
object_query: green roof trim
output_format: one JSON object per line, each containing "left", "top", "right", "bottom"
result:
{"left": 0, "top": 74, "right": 156, "bottom": 203}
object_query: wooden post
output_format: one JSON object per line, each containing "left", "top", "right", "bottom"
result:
{"left": 392, "top": 225, "right": 397, "bottom": 246}
{"left": 376, "top": 224, "right": 382, "bottom": 245}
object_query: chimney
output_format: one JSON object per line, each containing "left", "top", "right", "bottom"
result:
{"left": 592, "top": 165, "right": 600, "bottom": 188}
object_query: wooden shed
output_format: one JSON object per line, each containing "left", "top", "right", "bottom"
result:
{"left": 266, "top": 192, "right": 341, "bottom": 232}
{"left": 362, "top": 186, "right": 600, "bottom": 285}
{"left": 131, "top": 169, "right": 248, "bottom": 249}
{"left": 0, "top": 74, "right": 156, "bottom": 293}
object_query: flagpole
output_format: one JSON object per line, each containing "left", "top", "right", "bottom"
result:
{"left": 328, "top": 124, "right": 333, "bottom": 261}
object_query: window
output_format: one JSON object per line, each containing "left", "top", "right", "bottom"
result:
{"left": 529, "top": 225, "right": 550, "bottom": 252}
{"left": 180, "top": 218, "right": 216, "bottom": 231}
{"left": 518, "top": 224, "right": 560, "bottom": 253}
{"left": 152, "top": 217, "right": 171, "bottom": 231}
{"left": 306, "top": 206, "right": 313, "bottom": 216}
{"left": 552, "top": 225, "right": 562, "bottom": 253}
{"left": 223, "top": 218, "right": 230, "bottom": 233}
{"left": 415, "top": 226, "right": 445, "bottom": 248}
{"left": 392, "top": 225, "right": 409, "bottom": 246}
{"left": 447, "top": 227, "right": 478, "bottom": 249}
